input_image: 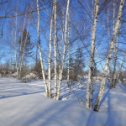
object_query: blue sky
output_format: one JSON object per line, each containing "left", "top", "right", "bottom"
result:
{"left": 0, "top": 0, "right": 126, "bottom": 71}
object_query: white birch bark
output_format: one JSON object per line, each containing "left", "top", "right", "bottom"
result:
{"left": 111, "top": 0, "right": 118, "bottom": 88}
{"left": 48, "top": 14, "right": 53, "bottom": 97}
{"left": 86, "top": 0, "right": 99, "bottom": 109}
{"left": 57, "top": 0, "right": 70, "bottom": 100}
{"left": 67, "top": 48, "right": 70, "bottom": 81}
{"left": 36, "top": 0, "right": 48, "bottom": 96}
{"left": 53, "top": 0, "right": 58, "bottom": 98}
{"left": 94, "top": 0, "right": 125, "bottom": 111}
{"left": 67, "top": 12, "right": 70, "bottom": 82}
{"left": 111, "top": 40, "right": 118, "bottom": 88}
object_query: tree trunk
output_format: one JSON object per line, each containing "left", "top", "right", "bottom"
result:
{"left": 67, "top": 12, "right": 70, "bottom": 82}
{"left": 86, "top": 0, "right": 99, "bottom": 109}
{"left": 36, "top": 0, "right": 48, "bottom": 96}
{"left": 57, "top": 0, "right": 70, "bottom": 100}
{"left": 110, "top": 0, "right": 118, "bottom": 88}
{"left": 53, "top": 0, "right": 58, "bottom": 98}
{"left": 94, "top": 0, "right": 125, "bottom": 111}
{"left": 38, "top": 44, "right": 48, "bottom": 96}
{"left": 111, "top": 40, "right": 118, "bottom": 88}
{"left": 48, "top": 14, "right": 53, "bottom": 97}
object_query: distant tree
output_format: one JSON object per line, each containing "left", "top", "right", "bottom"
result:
{"left": 64, "top": 48, "right": 84, "bottom": 81}
{"left": 33, "top": 60, "right": 42, "bottom": 78}
{"left": 18, "top": 28, "right": 33, "bottom": 78}
{"left": 74, "top": 48, "right": 84, "bottom": 77}
{"left": 65, "top": 55, "right": 75, "bottom": 80}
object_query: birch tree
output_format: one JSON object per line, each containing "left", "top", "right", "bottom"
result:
{"left": 36, "top": 0, "right": 49, "bottom": 96}
{"left": 86, "top": 0, "right": 99, "bottom": 109}
{"left": 48, "top": 13, "right": 53, "bottom": 97}
{"left": 111, "top": 37, "right": 118, "bottom": 88}
{"left": 67, "top": 13, "right": 70, "bottom": 82}
{"left": 94, "top": 0, "right": 125, "bottom": 111}
{"left": 57, "top": 0, "right": 70, "bottom": 100}
{"left": 110, "top": 0, "right": 118, "bottom": 88}
{"left": 53, "top": 0, "right": 58, "bottom": 98}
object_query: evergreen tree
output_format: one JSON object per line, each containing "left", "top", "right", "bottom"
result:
{"left": 66, "top": 48, "right": 84, "bottom": 81}
{"left": 19, "top": 28, "right": 33, "bottom": 61}
{"left": 74, "top": 48, "right": 84, "bottom": 77}
{"left": 18, "top": 28, "right": 33, "bottom": 78}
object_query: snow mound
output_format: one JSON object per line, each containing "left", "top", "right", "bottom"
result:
{"left": 22, "top": 73, "right": 38, "bottom": 82}
{"left": 11, "top": 72, "right": 18, "bottom": 77}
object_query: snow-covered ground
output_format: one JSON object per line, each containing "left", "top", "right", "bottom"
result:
{"left": 0, "top": 78, "right": 126, "bottom": 126}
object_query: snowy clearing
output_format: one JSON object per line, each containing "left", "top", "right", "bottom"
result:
{"left": 0, "top": 78, "right": 126, "bottom": 126}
